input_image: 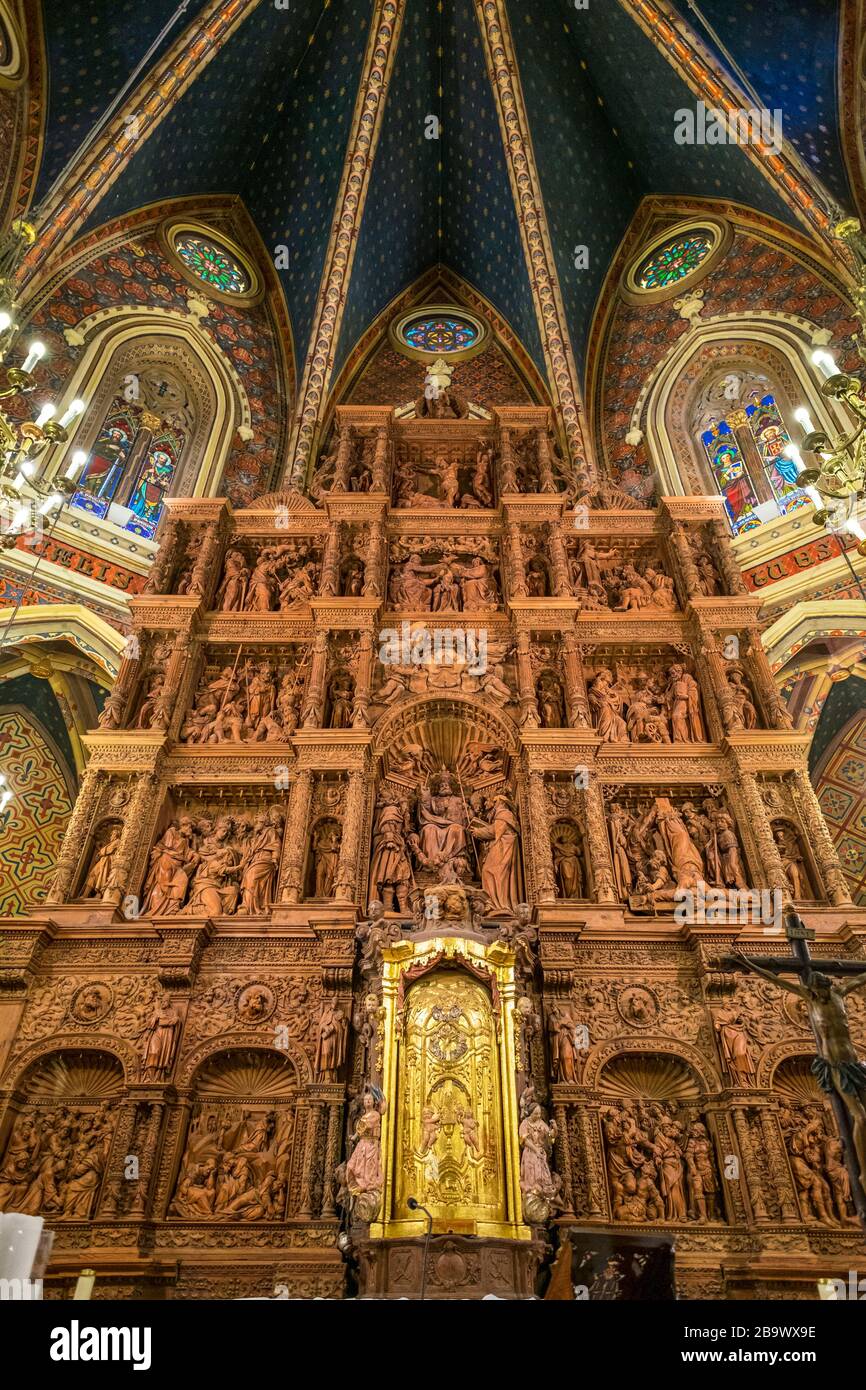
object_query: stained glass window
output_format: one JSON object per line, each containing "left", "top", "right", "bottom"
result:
{"left": 701, "top": 393, "right": 808, "bottom": 535}
{"left": 174, "top": 234, "right": 249, "bottom": 295}
{"left": 71, "top": 404, "right": 139, "bottom": 520}
{"left": 638, "top": 232, "right": 713, "bottom": 290}
{"left": 124, "top": 427, "right": 183, "bottom": 539}
{"left": 71, "top": 396, "right": 183, "bottom": 537}
{"left": 400, "top": 315, "right": 479, "bottom": 354}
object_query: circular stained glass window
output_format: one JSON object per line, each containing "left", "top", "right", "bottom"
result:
{"left": 390, "top": 304, "right": 489, "bottom": 362}
{"left": 623, "top": 219, "right": 730, "bottom": 305}
{"left": 637, "top": 231, "right": 714, "bottom": 290}
{"left": 174, "top": 234, "right": 250, "bottom": 295}
{"left": 402, "top": 315, "right": 478, "bottom": 353}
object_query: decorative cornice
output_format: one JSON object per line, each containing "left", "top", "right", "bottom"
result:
{"left": 619, "top": 0, "right": 840, "bottom": 246}
{"left": 16, "top": 0, "right": 261, "bottom": 294}
{"left": 472, "top": 0, "right": 591, "bottom": 479}
{"left": 286, "top": 0, "right": 408, "bottom": 485}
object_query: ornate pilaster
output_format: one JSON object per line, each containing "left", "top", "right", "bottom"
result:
{"left": 515, "top": 631, "right": 539, "bottom": 727}
{"left": 334, "top": 769, "right": 368, "bottom": 902}
{"left": 351, "top": 632, "right": 374, "bottom": 728}
{"left": 709, "top": 519, "right": 750, "bottom": 596}
{"left": 319, "top": 521, "right": 343, "bottom": 597}
{"left": 580, "top": 782, "right": 617, "bottom": 903}
{"left": 186, "top": 518, "right": 226, "bottom": 607}
{"left": 301, "top": 630, "right": 330, "bottom": 728}
{"left": 560, "top": 634, "right": 590, "bottom": 728}
{"left": 732, "top": 1107, "right": 769, "bottom": 1222}
{"left": 287, "top": 0, "right": 407, "bottom": 483}
{"left": 128, "top": 1098, "right": 166, "bottom": 1218}
{"left": 104, "top": 774, "right": 161, "bottom": 907}
{"left": 297, "top": 1101, "right": 322, "bottom": 1219}
{"left": 474, "top": 0, "right": 590, "bottom": 477}
{"left": 553, "top": 1101, "right": 575, "bottom": 1218}
{"left": 45, "top": 768, "right": 104, "bottom": 903}
{"left": 498, "top": 425, "right": 518, "bottom": 494}
{"left": 546, "top": 520, "right": 572, "bottom": 597}
{"left": 758, "top": 1108, "right": 800, "bottom": 1223}
{"left": 505, "top": 518, "right": 527, "bottom": 597}
{"left": 744, "top": 629, "right": 793, "bottom": 730}
{"left": 279, "top": 769, "right": 315, "bottom": 903}
{"left": 320, "top": 1100, "right": 343, "bottom": 1218}
{"left": 733, "top": 774, "right": 790, "bottom": 896}
{"left": 97, "top": 1099, "right": 139, "bottom": 1218}
{"left": 142, "top": 514, "right": 182, "bottom": 596}
{"left": 362, "top": 517, "right": 386, "bottom": 598}
{"left": 787, "top": 770, "right": 853, "bottom": 905}
{"left": 526, "top": 772, "right": 556, "bottom": 903}
{"left": 371, "top": 425, "right": 390, "bottom": 494}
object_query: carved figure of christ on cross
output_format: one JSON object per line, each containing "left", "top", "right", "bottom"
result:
{"left": 716, "top": 907, "right": 866, "bottom": 1232}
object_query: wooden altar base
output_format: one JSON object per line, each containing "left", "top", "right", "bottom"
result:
{"left": 355, "top": 1234, "right": 547, "bottom": 1299}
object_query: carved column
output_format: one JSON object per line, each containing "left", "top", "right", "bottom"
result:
{"left": 536, "top": 430, "right": 557, "bottom": 493}
{"left": 546, "top": 520, "right": 572, "bottom": 597}
{"left": 505, "top": 519, "right": 527, "bottom": 597}
{"left": 45, "top": 768, "right": 105, "bottom": 902}
{"left": 744, "top": 629, "right": 793, "bottom": 730}
{"left": 515, "top": 631, "right": 539, "bottom": 727}
{"left": 320, "top": 1100, "right": 343, "bottom": 1218}
{"left": 351, "top": 632, "right": 374, "bottom": 728}
{"left": 560, "top": 634, "right": 590, "bottom": 728}
{"left": 758, "top": 1108, "right": 799, "bottom": 1222}
{"left": 104, "top": 774, "right": 160, "bottom": 907}
{"left": 142, "top": 514, "right": 181, "bottom": 595}
{"left": 97, "top": 1099, "right": 139, "bottom": 1217}
{"left": 577, "top": 1106, "right": 606, "bottom": 1217}
{"left": 498, "top": 425, "right": 518, "bottom": 494}
{"left": 298, "top": 1101, "right": 322, "bottom": 1219}
{"left": 371, "top": 425, "right": 390, "bottom": 494}
{"left": 330, "top": 428, "right": 354, "bottom": 493}
{"left": 286, "top": 0, "right": 407, "bottom": 482}
{"left": 301, "top": 630, "right": 330, "bottom": 728}
{"left": 279, "top": 769, "right": 315, "bottom": 902}
{"left": 734, "top": 774, "right": 790, "bottom": 896}
{"left": 318, "top": 521, "right": 342, "bottom": 596}
{"left": 580, "top": 782, "right": 617, "bottom": 903}
{"left": 787, "top": 770, "right": 853, "bottom": 905}
{"left": 362, "top": 517, "right": 385, "bottom": 598}
{"left": 703, "top": 637, "right": 742, "bottom": 734}
{"left": 732, "top": 1107, "right": 769, "bottom": 1222}
{"left": 526, "top": 771, "right": 556, "bottom": 902}
{"left": 553, "top": 1101, "right": 575, "bottom": 1218}
{"left": 128, "top": 1099, "right": 166, "bottom": 1217}
{"left": 186, "top": 520, "right": 224, "bottom": 607}
{"left": 334, "top": 769, "right": 368, "bottom": 902}
{"left": 152, "top": 629, "right": 191, "bottom": 732}
{"left": 475, "top": 0, "right": 590, "bottom": 477}
{"left": 97, "top": 649, "right": 141, "bottom": 731}
{"left": 665, "top": 521, "right": 702, "bottom": 603}
{"left": 709, "top": 519, "right": 750, "bottom": 595}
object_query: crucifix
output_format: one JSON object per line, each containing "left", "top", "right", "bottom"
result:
{"left": 716, "top": 906, "right": 866, "bottom": 1233}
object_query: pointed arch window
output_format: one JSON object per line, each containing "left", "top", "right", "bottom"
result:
{"left": 70, "top": 369, "right": 192, "bottom": 539}
{"left": 699, "top": 390, "right": 809, "bottom": 536}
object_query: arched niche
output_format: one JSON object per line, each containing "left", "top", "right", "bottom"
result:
{"left": 0, "top": 1048, "right": 124, "bottom": 1220}
{"left": 168, "top": 1047, "right": 300, "bottom": 1223}
{"left": 633, "top": 316, "right": 850, "bottom": 514}
{"left": 46, "top": 311, "right": 251, "bottom": 527}
{"left": 594, "top": 1049, "right": 726, "bottom": 1226}
{"left": 770, "top": 1054, "right": 858, "bottom": 1227}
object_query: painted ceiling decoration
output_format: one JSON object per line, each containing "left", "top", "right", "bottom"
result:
{"left": 9, "top": 0, "right": 856, "bottom": 393}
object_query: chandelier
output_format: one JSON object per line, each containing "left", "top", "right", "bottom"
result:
{"left": 0, "top": 220, "right": 89, "bottom": 550}
{"left": 782, "top": 218, "right": 866, "bottom": 559}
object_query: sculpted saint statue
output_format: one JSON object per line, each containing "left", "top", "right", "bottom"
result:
{"left": 142, "top": 994, "right": 182, "bottom": 1080}
{"left": 414, "top": 772, "right": 471, "bottom": 877}
{"left": 471, "top": 793, "right": 522, "bottom": 913}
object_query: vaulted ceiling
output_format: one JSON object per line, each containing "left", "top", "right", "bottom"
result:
{"left": 26, "top": 0, "right": 857, "bottom": 384}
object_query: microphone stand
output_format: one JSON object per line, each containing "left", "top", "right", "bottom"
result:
{"left": 406, "top": 1196, "right": 433, "bottom": 1301}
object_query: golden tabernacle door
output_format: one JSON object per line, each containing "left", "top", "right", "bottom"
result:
{"left": 372, "top": 935, "right": 529, "bottom": 1241}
